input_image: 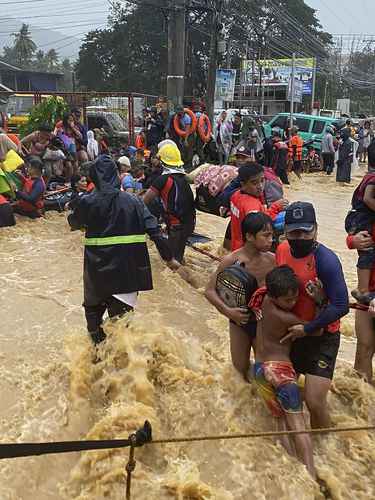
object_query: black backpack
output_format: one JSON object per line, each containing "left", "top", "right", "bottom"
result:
{"left": 216, "top": 264, "right": 258, "bottom": 309}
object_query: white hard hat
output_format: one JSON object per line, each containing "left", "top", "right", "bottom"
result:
{"left": 158, "top": 139, "right": 177, "bottom": 151}
{"left": 118, "top": 156, "right": 131, "bottom": 168}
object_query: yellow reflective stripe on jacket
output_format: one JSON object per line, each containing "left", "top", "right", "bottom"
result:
{"left": 84, "top": 234, "right": 146, "bottom": 246}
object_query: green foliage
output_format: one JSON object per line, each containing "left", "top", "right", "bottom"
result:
{"left": 75, "top": 0, "right": 331, "bottom": 95}
{"left": 12, "top": 24, "right": 37, "bottom": 68}
{"left": 19, "top": 96, "right": 68, "bottom": 138}
{"left": 0, "top": 25, "right": 73, "bottom": 91}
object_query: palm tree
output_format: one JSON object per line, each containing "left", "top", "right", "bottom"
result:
{"left": 35, "top": 49, "right": 47, "bottom": 71}
{"left": 12, "top": 24, "right": 37, "bottom": 68}
{"left": 45, "top": 49, "right": 59, "bottom": 70}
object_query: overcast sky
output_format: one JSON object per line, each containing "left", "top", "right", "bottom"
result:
{"left": 306, "top": 0, "right": 374, "bottom": 34}
{"left": 0, "top": 0, "right": 375, "bottom": 58}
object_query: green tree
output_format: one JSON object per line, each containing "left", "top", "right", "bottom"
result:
{"left": 12, "top": 24, "right": 37, "bottom": 68}
{"left": 75, "top": 0, "right": 331, "bottom": 96}
{"left": 19, "top": 96, "right": 68, "bottom": 137}
{"left": 59, "top": 58, "right": 74, "bottom": 91}
{"left": 45, "top": 48, "right": 59, "bottom": 70}
{"left": 35, "top": 49, "right": 48, "bottom": 71}
{"left": 1, "top": 46, "right": 16, "bottom": 65}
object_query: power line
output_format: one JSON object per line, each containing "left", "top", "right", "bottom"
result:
{"left": 0, "top": 11, "right": 108, "bottom": 23}
{"left": 0, "top": 0, "right": 53, "bottom": 4}
{"left": 0, "top": 21, "right": 107, "bottom": 35}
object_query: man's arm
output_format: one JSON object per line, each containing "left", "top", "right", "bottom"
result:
{"left": 329, "top": 134, "right": 335, "bottom": 153}
{"left": 67, "top": 196, "right": 88, "bottom": 230}
{"left": 269, "top": 304, "right": 322, "bottom": 343}
{"left": 363, "top": 185, "right": 375, "bottom": 212}
{"left": 141, "top": 200, "right": 175, "bottom": 263}
{"left": 143, "top": 187, "right": 159, "bottom": 205}
{"left": 20, "top": 132, "right": 36, "bottom": 147}
{"left": 142, "top": 174, "right": 166, "bottom": 205}
{"left": 303, "top": 246, "right": 349, "bottom": 334}
{"left": 347, "top": 230, "right": 373, "bottom": 250}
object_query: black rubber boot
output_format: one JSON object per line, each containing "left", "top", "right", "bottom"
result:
{"left": 89, "top": 327, "right": 107, "bottom": 345}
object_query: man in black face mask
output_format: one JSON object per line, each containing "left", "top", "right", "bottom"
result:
{"left": 275, "top": 202, "right": 349, "bottom": 429}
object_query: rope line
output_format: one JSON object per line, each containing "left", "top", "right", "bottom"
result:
{"left": 0, "top": 422, "right": 373, "bottom": 499}
{"left": 150, "top": 424, "right": 375, "bottom": 445}
{"left": 0, "top": 423, "right": 373, "bottom": 460}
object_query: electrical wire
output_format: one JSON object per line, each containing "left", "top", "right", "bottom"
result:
{"left": 0, "top": 20, "right": 108, "bottom": 35}
{"left": 0, "top": 10, "right": 108, "bottom": 24}
{"left": 0, "top": 0, "right": 53, "bottom": 4}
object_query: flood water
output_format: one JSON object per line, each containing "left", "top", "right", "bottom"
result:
{"left": 1, "top": 167, "right": 375, "bottom": 499}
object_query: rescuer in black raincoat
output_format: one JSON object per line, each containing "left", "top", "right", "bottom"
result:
{"left": 68, "top": 154, "right": 180, "bottom": 345}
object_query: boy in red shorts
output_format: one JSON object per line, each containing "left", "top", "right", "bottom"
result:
{"left": 253, "top": 265, "right": 318, "bottom": 478}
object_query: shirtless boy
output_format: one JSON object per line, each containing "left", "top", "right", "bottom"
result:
{"left": 205, "top": 212, "right": 275, "bottom": 379}
{"left": 254, "top": 265, "right": 317, "bottom": 478}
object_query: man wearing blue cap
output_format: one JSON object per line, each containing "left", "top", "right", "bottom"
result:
{"left": 276, "top": 201, "right": 349, "bottom": 429}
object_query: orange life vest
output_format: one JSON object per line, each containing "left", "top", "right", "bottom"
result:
{"left": 288, "top": 135, "right": 303, "bottom": 161}
{"left": 18, "top": 177, "right": 46, "bottom": 213}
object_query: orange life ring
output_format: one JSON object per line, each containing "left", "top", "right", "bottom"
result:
{"left": 173, "top": 108, "right": 197, "bottom": 138}
{"left": 197, "top": 114, "right": 212, "bottom": 143}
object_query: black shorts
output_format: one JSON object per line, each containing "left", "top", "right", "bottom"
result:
{"left": 358, "top": 248, "right": 375, "bottom": 270}
{"left": 290, "top": 331, "right": 340, "bottom": 379}
{"left": 229, "top": 319, "right": 257, "bottom": 339}
{"left": 224, "top": 220, "right": 231, "bottom": 241}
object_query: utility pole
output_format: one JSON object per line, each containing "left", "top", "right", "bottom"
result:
{"left": 311, "top": 57, "right": 317, "bottom": 113}
{"left": 250, "top": 45, "right": 255, "bottom": 110}
{"left": 226, "top": 39, "right": 231, "bottom": 68}
{"left": 290, "top": 52, "right": 296, "bottom": 128}
{"left": 206, "top": 0, "right": 224, "bottom": 122}
{"left": 167, "top": 0, "right": 186, "bottom": 111}
{"left": 323, "top": 79, "right": 328, "bottom": 109}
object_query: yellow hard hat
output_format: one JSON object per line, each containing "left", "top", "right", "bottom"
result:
{"left": 158, "top": 143, "right": 184, "bottom": 167}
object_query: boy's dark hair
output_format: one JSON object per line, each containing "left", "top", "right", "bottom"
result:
{"left": 241, "top": 212, "right": 273, "bottom": 241}
{"left": 28, "top": 156, "right": 43, "bottom": 172}
{"left": 238, "top": 163, "right": 264, "bottom": 182}
{"left": 132, "top": 165, "right": 144, "bottom": 178}
{"left": 71, "top": 174, "right": 82, "bottom": 190}
{"left": 39, "top": 123, "right": 52, "bottom": 133}
{"left": 50, "top": 136, "right": 64, "bottom": 149}
{"left": 266, "top": 265, "right": 299, "bottom": 298}
{"left": 80, "top": 161, "right": 95, "bottom": 177}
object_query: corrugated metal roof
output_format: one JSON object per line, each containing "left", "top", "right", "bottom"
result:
{"left": 0, "top": 82, "right": 13, "bottom": 92}
{"left": 0, "top": 60, "right": 21, "bottom": 71}
{"left": 0, "top": 60, "right": 63, "bottom": 76}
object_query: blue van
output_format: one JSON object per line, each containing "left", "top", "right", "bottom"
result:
{"left": 263, "top": 113, "right": 345, "bottom": 151}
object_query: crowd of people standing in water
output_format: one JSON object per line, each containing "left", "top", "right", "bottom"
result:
{"left": 2, "top": 105, "right": 375, "bottom": 484}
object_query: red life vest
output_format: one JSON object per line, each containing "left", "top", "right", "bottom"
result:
{"left": 0, "top": 194, "right": 8, "bottom": 205}
{"left": 230, "top": 190, "right": 266, "bottom": 251}
{"left": 276, "top": 241, "right": 339, "bottom": 333}
{"left": 230, "top": 190, "right": 283, "bottom": 251}
{"left": 18, "top": 177, "right": 46, "bottom": 213}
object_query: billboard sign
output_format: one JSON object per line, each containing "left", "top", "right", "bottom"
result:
{"left": 242, "top": 58, "right": 315, "bottom": 95}
{"left": 215, "top": 69, "right": 237, "bottom": 101}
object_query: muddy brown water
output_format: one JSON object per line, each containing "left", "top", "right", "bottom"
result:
{"left": 0, "top": 167, "right": 374, "bottom": 499}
